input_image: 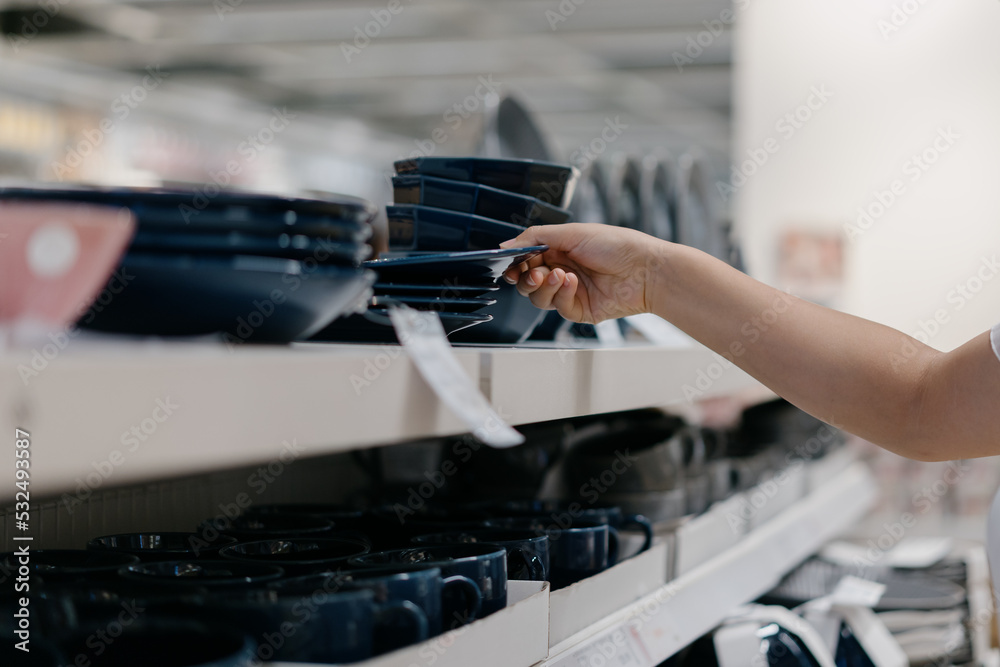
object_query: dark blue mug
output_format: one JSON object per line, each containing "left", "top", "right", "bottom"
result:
{"left": 483, "top": 499, "right": 654, "bottom": 557}
{"left": 87, "top": 532, "right": 239, "bottom": 562}
{"left": 411, "top": 529, "right": 549, "bottom": 582}
{"left": 349, "top": 543, "right": 508, "bottom": 623}
{"left": 0, "top": 549, "right": 139, "bottom": 585}
{"left": 198, "top": 513, "right": 335, "bottom": 542}
{"left": 485, "top": 516, "right": 618, "bottom": 589}
{"left": 218, "top": 538, "right": 370, "bottom": 576}
{"left": 55, "top": 617, "right": 255, "bottom": 667}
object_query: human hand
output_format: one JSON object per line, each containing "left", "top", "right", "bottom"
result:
{"left": 500, "top": 223, "right": 669, "bottom": 324}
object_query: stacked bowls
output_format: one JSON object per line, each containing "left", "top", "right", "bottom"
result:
{"left": 316, "top": 157, "right": 581, "bottom": 345}
{"left": 0, "top": 185, "right": 378, "bottom": 344}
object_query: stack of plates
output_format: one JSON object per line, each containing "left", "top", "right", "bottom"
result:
{"left": 309, "top": 246, "right": 548, "bottom": 343}
{"left": 0, "top": 185, "right": 378, "bottom": 343}
{"left": 319, "top": 157, "right": 580, "bottom": 345}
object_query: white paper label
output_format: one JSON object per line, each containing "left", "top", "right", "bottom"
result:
{"left": 388, "top": 305, "right": 524, "bottom": 448}
{"left": 624, "top": 314, "right": 695, "bottom": 348}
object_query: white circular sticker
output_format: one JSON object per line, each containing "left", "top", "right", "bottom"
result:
{"left": 27, "top": 222, "right": 80, "bottom": 278}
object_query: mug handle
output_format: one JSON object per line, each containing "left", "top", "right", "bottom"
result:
{"left": 621, "top": 513, "right": 654, "bottom": 554}
{"left": 375, "top": 600, "right": 429, "bottom": 647}
{"left": 506, "top": 548, "right": 547, "bottom": 581}
{"left": 441, "top": 575, "right": 482, "bottom": 629}
{"left": 607, "top": 526, "right": 620, "bottom": 567}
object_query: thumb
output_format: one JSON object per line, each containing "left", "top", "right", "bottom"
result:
{"left": 499, "top": 226, "right": 545, "bottom": 250}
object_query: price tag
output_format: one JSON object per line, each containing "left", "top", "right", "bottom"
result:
{"left": 623, "top": 314, "right": 694, "bottom": 348}
{"left": 388, "top": 305, "right": 524, "bottom": 449}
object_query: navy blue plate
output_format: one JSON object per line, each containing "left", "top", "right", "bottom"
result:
{"left": 370, "top": 295, "right": 496, "bottom": 314}
{"left": 364, "top": 246, "right": 547, "bottom": 284}
{"left": 373, "top": 283, "right": 499, "bottom": 298}
{"left": 80, "top": 253, "right": 375, "bottom": 342}
{"left": 131, "top": 229, "right": 370, "bottom": 265}
{"left": 392, "top": 175, "right": 571, "bottom": 226}
{"left": 387, "top": 204, "right": 524, "bottom": 253}
{"left": 309, "top": 310, "right": 491, "bottom": 344}
{"left": 0, "top": 185, "right": 375, "bottom": 239}
{"left": 449, "top": 282, "right": 545, "bottom": 345}
{"left": 393, "top": 157, "right": 579, "bottom": 209}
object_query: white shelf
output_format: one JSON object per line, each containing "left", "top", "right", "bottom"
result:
{"left": 1, "top": 339, "right": 760, "bottom": 500}
{"left": 540, "top": 461, "right": 878, "bottom": 666}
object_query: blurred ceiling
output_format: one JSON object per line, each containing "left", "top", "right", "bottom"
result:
{"left": 0, "top": 0, "right": 733, "bottom": 166}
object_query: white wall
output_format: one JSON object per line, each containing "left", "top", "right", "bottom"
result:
{"left": 733, "top": 0, "right": 1000, "bottom": 351}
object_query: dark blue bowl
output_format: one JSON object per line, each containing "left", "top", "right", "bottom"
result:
{"left": 370, "top": 294, "right": 496, "bottom": 314}
{"left": 130, "top": 229, "right": 370, "bottom": 265}
{"left": 449, "top": 282, "right": 545, "bottom": 345}
{"left": 393, "top": 157, "right": 580, "bottom": 208}
{"left": 0, "top": 185, "right": 376, "bottom": 239}
{"left": 392, "top": 175, "right": 571, "bottom": 226}
{"left": 387, "top": 204, "right": 524, "bottom": 252}
{"left": 79, "top": 253, "right": 375, "bottom": 342}
{"left": 363, "top": 246, "right": 547, "bottom": 284}
{"left": 309, "top": 310, "right": 491, "bottom": 344}
{"left": 373, "top": 282, "right": 500, "bottom": 299}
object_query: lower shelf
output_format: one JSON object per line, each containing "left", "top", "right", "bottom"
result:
{"left": 540, "top": 461, "right": 877, "bottom": 666}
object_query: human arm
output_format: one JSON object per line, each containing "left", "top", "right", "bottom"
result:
{"left": 501, "top": 224, "right": 1000, "bottom": 461}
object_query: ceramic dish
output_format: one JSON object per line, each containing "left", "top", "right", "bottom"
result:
{"left": 606, "top": 154, "right": 643, "bottom": 230}
{"left": 392, "top": 175, "right": 570, "bottom": 227}
{"left": 373, "top": 282, "right": 500, "bottom": 298}
{"left": 449, "top": 282, "right": 545, "bottom": 345}
{"left": 130, "top": 229, "right": 371, "bottom": 265}
{"left": 81, "top": 253, "right": 375, "bottom": 342}
{"left": 480, "top": 95, "right": 555, "bottom": 162}
{"left": 309, "top": 310, "right": 492, "bottom": 344}
{"left": 386, "top": 204, "right": 524, "bottom": 253}
{"left": 639, "top": 153, "right": 677, "bottom": 242}
{"left": 364, "top": 246, "right": 547, "bottom": 284}
{"left": 393, "top": 157, "right": 579, "bottom": 209}
{"left": 370, "top": 295, "right": 496, "bottom": 314}
{"left": 0, "top": 185, "right": 376, "bottom": 239}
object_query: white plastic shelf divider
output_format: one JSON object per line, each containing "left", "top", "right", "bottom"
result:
{"left": 1, "top": 341, "right": 480, "bottom": 499}
{"left": 1, "top": 339, "right": 761, "bottom": 501}
{"left": 540, "top": 461, "right": 878, "bottom": 666}
{"left": 479, "top": 342, "right": 758, "bottom": 425}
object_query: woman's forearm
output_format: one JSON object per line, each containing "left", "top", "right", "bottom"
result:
{"left": 649, "top": 242, "right": 948, "bottom": 459}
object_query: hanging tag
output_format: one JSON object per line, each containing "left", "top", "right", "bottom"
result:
{"left": 388, "top": 305, "right": 524, "bottom": 449}
{"left": 594, "top": 319, "right": 625, "bottom": 346}
{"left": 624, "top": 313, "right": 695, "bottom": 348}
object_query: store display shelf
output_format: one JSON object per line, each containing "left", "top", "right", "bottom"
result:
{"left": 1, "top": 339, "right": 760, "bottom": 500}
{"left": 539, "top": 461, "right": 877, "bottom": 666}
